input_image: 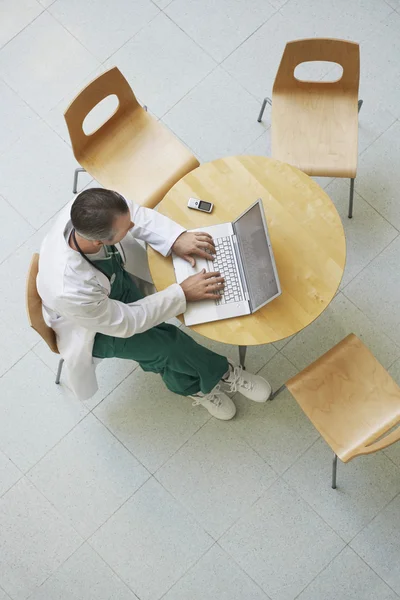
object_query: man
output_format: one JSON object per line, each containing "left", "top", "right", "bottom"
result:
{"left": 37, "top": 188, "right": 272, "bottom": 420}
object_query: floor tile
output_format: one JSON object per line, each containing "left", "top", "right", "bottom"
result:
{"left": 357, "top": 103, "right": 397, "bottom": 154}
{"left": 297, "top": 546, "right": 397, "bottom": 600}
{"left": 324, "top": 179, "right": 398, "bottom": 288}
{"left": 359, "top": 12, "right": 400, "bottom": 118}
{"left": 0, "top": 12, "right": 99, "bottom": 117}
{"left": 385, "top": 0, "right": 400, "bottom": 9}
{"left": 279, "top": 0, "right": 392, "bottom": 43}
{"left": 94, "top": 369, "right": 209, "bottom": 473}
{"left": 355, "top": 121, "right": 400, "bottom": 230}
{"left": 28, "top": 414, "right": 149, "bottom": 538}
{"left": 283, "top": 438, "right": 400, "bottom": 542}
{"left": 165, "top": 0, "right": 276, "bottom": 63}
{"left": 0, "top": 588, "right": 11, "bottom": 600}
{"left": 281, "top": 292, "right": 400, "bottom": 371}
{"left": 157, "top": 419, "right": 276, "bottom": 538}
{"left": 223, "top": 11, "right": 330, "bottom": 102}
{"left": 231, "top": 353, "right": 319, "bottom": 474}
{"left": 0, "top": 352, "right": 87, "bottom": 472}
{"left": 106, "top": 12, "right": 215, "bottom": 118}
{"left": 49, "top": 0, "right": 159, "bottom": 62}
{"left": 181, "top": 324, "right": 277, "bottom": 374}
{"left": 152, "top": 0, "right": 172, "bottom": 7}
{"left": 163, "top": 544, "right": 270, "bottom": 600}
{"left": 0, "top": 478, "right": 82, "bottom": 600}
{"left": 163, "top": 67, "right": 263, "bottom": 162}
{"left": 0, "top": 195, "right": 34, "bottom": 264}
{"left": 220, "top": 479, "right": 344, "bottom": 600}
{"left": 0, "top": 451, "right": 21, "bottom": 498}
{"left": 0, "top": 117, "right": 77, "bottom": 228}
{"left": 0, "top": 80, "right": 41, "bottom": 157}
{"left": 344, "top": 236, "right": 400, "bottom": 346}
{"left": 90, "top": 478, "right": 213, "bottom": 600}
{"left": 29, "top": 543, "right": 138, "bottom": 600}
{"left": 0, "top": 315, "right": 30, "bottom": 378}
{"left": 244, "top": 129, "right": 272, "bottom": 157}
{"left": 351, "top": 493, "right": 400, "bottom": 595}
{"left": 0, "top": 0, "right": 43, "bottom": 49}
{"left": 33, "top": 341, "right": 138, "bottom": 411}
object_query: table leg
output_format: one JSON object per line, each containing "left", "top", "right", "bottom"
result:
{"left": 239, "top": 345, "right": 247, "bottom": 368}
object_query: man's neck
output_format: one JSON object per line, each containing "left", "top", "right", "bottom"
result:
{"left": 70, "top": 231, "right": 103, "bottom": 255}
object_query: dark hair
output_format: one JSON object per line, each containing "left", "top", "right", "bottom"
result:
{"left": 70, "top": 188, "right": 129, "bottom": 241}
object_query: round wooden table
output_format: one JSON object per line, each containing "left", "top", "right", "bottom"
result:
{"left": 148, "top": 156, "right": 346, "bottom": 363}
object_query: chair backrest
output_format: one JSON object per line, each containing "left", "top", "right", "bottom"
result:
{"left": 273, "top": 38, "right": 360, "bottom": 94}
{"left": 64, "top": 67, "right": 141, "bottom": 161}
{"left": 26, "top": 254, "right": 59, "bottom": 354}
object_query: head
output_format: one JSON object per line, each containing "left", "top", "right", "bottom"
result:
{"left": 71, "top": 188, "right": 133, "bottom": 247}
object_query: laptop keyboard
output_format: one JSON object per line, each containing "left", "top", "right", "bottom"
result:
{"left": 212, "top": 237, "right": 244, "bottom": 305}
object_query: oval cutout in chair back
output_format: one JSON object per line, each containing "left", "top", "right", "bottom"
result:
{"left": 82, "top": 94, "right": 119, "bottom": 135}
{"left": 294, "top": 61, "right": 343, "bottom": 82}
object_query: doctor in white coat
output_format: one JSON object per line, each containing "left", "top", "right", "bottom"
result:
{"left": 37, "top": 188, "right": 271, "bottom": 420}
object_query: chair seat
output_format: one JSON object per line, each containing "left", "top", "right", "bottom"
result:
{"left": 286, "top": 334, "right": 400, "bottom": 462}
{"left": 79, "top": 109, "right": 199, "bottom": 208}
{"left": 272, "top": 90, "right": 358, "bottom": 178}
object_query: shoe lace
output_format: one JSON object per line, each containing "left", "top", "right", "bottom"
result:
{"left": 192, "top": 384, "right": 223, "bottom": 407}
{"left": 227, "top": 365, "right": 254, "bottom": 394}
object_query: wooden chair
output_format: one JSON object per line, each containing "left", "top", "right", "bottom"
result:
{"left": 272, "top": 334, "right": 400, "bottom": 489}
{"left": 257, "top": 39, "right": 362, "bottom": 218}
{"left": 64, "top": 67, "right": 200, "bottom": 207}
{"left": 26, "top": 254, "right": 64, "bottom": 384}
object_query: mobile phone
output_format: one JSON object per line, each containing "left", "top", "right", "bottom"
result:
{"left": 187, "top": 197, "right": 214, "bottom": 213}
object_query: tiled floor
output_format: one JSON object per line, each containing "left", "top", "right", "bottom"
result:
{"left": 1, "top": 0, "right": 400, "bottom": 598}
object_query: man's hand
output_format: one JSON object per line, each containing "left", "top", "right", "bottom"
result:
{"left": 172, "top": 232, "right": 216, "bottom": 267}
{"left": 180, "top": 270, "right": 224, "bottom": 302}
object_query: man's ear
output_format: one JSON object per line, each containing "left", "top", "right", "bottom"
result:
{"left": 93, "top": 240, "right": 104, "bottom": 247}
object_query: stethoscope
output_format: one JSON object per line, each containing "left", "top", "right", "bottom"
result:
{"left": 71, "top": 229, "right": 126, "bottom": 282}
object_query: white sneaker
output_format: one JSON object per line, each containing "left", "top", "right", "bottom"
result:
{"left": 191, "top": 384, "right": 236, "bottom": 420}
{"left": 223, "top": 362, "right": 272, "bottom": 403}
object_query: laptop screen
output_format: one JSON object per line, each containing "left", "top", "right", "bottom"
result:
{"left": 233, "top": 200, "right": 280, "bottom": 312}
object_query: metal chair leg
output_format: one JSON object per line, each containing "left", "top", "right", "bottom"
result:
{"left": 72, "top": 167, "right": 86, "bottom": 194}
{"left": 55, "top": 358, "right": 64, "bottom": 385}
{"left": 257, "top": 97, "right": 272, "bottom": 123}
{"left": 332, "top": 453, "right": 338, "bottom": 489}
{"left": 239, "top": 345, "right": 247, "bottom": 368}
{"left": 270, "top": 383, "right": 286, "bottom": 401}
{"left": 346, "top": 100, "right": 362, "bottom": 218}
{"left": 348, "top": 178, "right": 355, "bottom": 219}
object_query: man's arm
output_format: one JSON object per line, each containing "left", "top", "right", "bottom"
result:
{"left": 128, "top": 199, "right": 185, "bottom": 257}
{"left": 56, "top": 277, "right": 186, "bottom": 339}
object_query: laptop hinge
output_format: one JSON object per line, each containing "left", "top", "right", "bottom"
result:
{"left": 232, "top": 234, "right": 252, "bottom": 311}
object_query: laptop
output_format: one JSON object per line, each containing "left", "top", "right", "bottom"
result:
{"left": 172, "top": 199, "right": 281, "bottom": 326}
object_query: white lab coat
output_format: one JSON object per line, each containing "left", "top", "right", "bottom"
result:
{"left": 37, "top": 198, "right": 187, "bottom": 400}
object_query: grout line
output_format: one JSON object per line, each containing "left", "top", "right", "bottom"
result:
{"left": 0, "top": 8, "right": 46, "bottom": 54}
{"left": 340, "top": 231, "right": 400, "bottom": 294}
{"left": 85, "top": 475, "right": 151, "bottom": 543}
{"left": 0, "top": 346, "right": 35, "bottom": 381}
{"left": 97, "top": 9, "right": 162, "bottom": 65}
{"left": 341, "top": 272, "right": 400, "bottom": 355}
{"left": 350, "top": 543, "right": 400, "bottom": 599}
{"left": 158, "top": 541, "right": 219, "bottom": 600}
{"left": 217, "top": 4, "right": 280, "bottom": 66}
{"left": 43, "top": 8, "right": 101, "bottom": 63}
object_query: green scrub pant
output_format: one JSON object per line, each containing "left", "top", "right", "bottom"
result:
{"left": 92, "top": 250, "right": 229, "bottom": 397}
